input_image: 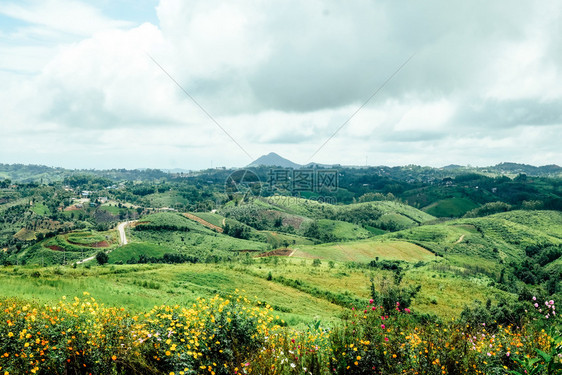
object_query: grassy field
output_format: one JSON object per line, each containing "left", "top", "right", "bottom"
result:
{"left": 143, "top": 191, "right": 188, "bottom": 208}
{"left": 316, "top": 219, "right": 373, "bottom": 241}
{"left": 295, "top": 239, "right": 437, "bottom": 262}
{"left": 108, "top": 242, "right": 171, "bottom": 263}
{"left": 259, "top": 230, "right": 314, "bottom": 247}
{"left": 191, "top": 212, "right": 226, "bottom": 227}
{"left": 0, "top": 257, "right": 509, "bottom": 323}
{"left": 491, "top": 210, "right": 562, "bottom": 238}
{"left": 31, "top": 202, "right": 51, "bottom": 216}
{"left": 422, "top": 197, "right": 479, "bottom": 217}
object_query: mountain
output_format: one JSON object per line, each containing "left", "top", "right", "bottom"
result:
{"left": 247, "top": 152, "right": 302, "bottom": 169}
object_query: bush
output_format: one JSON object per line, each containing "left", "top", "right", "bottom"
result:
{"left": 96, "top": 251, "right": 109, "bottom": 265}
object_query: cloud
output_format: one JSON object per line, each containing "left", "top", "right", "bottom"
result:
{"left": 0, "top": 0, "right": 132, "bottom": 36}
{"left": 1, "top": 0, "right": 562, "bottom": 169}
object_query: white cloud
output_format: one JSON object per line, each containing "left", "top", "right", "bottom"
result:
{"left": 0, "top": 0, "right": 132, "bottom": 36}
{"left": 1, "top": 0, "right": 562, "bottom": 169}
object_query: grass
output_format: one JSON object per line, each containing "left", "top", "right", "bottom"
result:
{"left": 491, "top": 210, "right": 562, "bottom": 238}
{"left": 0, "top": 256, "right": 515, "bottom": 324}
{"left": 364, "top": 225, "right": 387, "bottom": 235}
{"left": 422, "top": 197, "right": 479, "bottom": 217}
{"left": 15, "top": 230, "right": 119, "bottom": 266}
{"left": 66, "top": 232, "right": 107, "bottom": 245}
{"left": 99, "top": 204, "right": 126, "bottom": 215}
{"left": 130, "top": 230, "right": 268, "bottom": 255}
{"left": 108, "top": 242, "right": 170, "bottom": 263}
{"left": 295, "top": 239, "right": 437, "bottom": 262}
{"left": 143, "top": 191, "right": 188, "bottom": 208}
{"left": 259, "top": 231, "right": 314, "bottom": 247}
{"left": 31, "top": 202, "right": 51, "bottom": 216}
{"left": 191, "top": 212, "right": 226, "bottom": 227}
{"left": 316, "top": 219, "right": 373, "bottom": 241}
{"left": 0, "top": 263, "right": 344, "bottom": 324}
{"left": 137, "top": 212, "right": 216, "bottom": 233}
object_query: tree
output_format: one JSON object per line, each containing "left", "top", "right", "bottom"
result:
{"left": 96, "top": 251, "right": 109, "bottom": 265}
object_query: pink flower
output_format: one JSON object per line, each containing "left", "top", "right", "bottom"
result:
{"left": 534, "top": 303, "right": 539, "bottom": 308}
{"left": 404, "top": 308, "right": 411, "bottom": 313}
{"left": 369, "top": 299, "right": 374, "bottom": 304}
{"left": 532, "top": 296, "right": 537, "bottom": 301}
{"left": 549, "top": 300, "right": 555, "bottom": 305}
{"left": 506, "top": 352, "right": 510, "bottom": 357}
{"left": 381, "top": 324, "right": 385, "bottom": 329}
{"left": 396, "top": 302, "right": 400, "bottom": 306}
{"left": 372, "top": 307, "right": 376, "bottom": 311}
{"left": 384, "top": 337, "right": 389, "bottom": 342}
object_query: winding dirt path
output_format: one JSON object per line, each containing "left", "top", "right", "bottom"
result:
{"left": 454, "top": 234, "right": 465, "bottom": 244}
{"left": 76, "top": 220, "right": 136, "bottom": 264}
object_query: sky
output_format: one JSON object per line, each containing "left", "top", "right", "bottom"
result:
{"left": 1, "top": 0, "right": 561, "bottom": 170}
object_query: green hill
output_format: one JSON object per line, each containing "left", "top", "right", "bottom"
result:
{"left": 422, "top": 197, "right": 479, "bottom": 217}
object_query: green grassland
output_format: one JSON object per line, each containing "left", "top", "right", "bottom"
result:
{"left": 294, "top": 240, "right": 437, "bottom": 262}
{"left": 259, "top": 230, "right": 314, "bottom": 247}
{"left": 0, "top": 257, "right": 509, "bottom": 324}
{"left": 128, "top": 212, "right": 268, "bottom": 260}
{"left": 191, "top": 212, "right": 226, "bottom": 227}
{"left": 108, "top": 242, "right": 170, "bottom": 263}
{"left": 143, "top": 191, "right": 188, "bottom": 208}
{"left": 422, "top": 197, "right": 479, "bottom": 217}
{"left": 31, "top": 202, "right": 51, "bottom": 216}
{"left": 316, "top": 219, "right": 373, "bottom": 241}
{"left": 490, "top": 210, "right": 562, "bottom": 238}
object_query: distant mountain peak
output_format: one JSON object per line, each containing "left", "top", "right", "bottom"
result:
{"left": 247, "top": 152, "right": 301, "bottom": 169}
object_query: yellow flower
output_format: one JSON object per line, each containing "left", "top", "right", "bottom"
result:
{"left": 111, "top": 355, "right": 117, "bottom": 361}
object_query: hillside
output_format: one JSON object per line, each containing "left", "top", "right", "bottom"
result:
{"left": 247, "top": 152, "right": 302, "bottom": 168}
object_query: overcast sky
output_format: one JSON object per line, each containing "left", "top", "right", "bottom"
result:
{"left": 1, "top": 0, "right": 561, "bottom": 170}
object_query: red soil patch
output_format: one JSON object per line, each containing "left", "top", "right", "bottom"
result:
{"left": 47, "top": 245, "right": 63, "bottom": 251}
{"left": 255, "top": 248, "right": 293, "bottom": 257}
{"left": 64, "top": 205, "right": 81, "bottom": 211}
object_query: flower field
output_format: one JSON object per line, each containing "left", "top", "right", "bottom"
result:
{"left": 0, "top": 292, "right": 560, "bottom": 374}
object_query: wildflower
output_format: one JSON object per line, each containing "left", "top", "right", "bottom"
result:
{"left": 532, "top": 296, "right": 536, "bottom": 301}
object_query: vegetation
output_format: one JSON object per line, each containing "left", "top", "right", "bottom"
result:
{"left": 1, "top": 162, "right": 561, "bottom": 373}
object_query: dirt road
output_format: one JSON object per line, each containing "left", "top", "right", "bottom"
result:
{"left": 77, "top": 220, "right": 136, "bottom": 264}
